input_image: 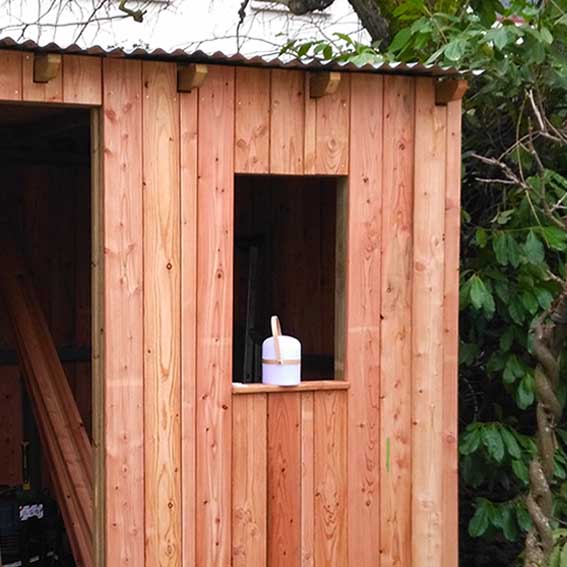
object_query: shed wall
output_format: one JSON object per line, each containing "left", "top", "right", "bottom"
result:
{"left": 0, "top": 50, "right": 462, "bottom": 567}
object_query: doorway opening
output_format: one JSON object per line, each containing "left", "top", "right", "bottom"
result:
{"left": 0, "top": 104, "right": 93, "bottom": 566}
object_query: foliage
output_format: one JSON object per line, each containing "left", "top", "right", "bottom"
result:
{"left": 284, "top": 0, "right": 567, "bottom": 563}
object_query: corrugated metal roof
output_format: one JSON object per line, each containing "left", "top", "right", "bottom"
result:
{"left": 0, "top": 36, "right": 460, "bottom": 77}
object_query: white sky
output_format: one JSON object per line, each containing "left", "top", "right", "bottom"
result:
{"left": 0, "top": 0, "right": 367, "bottom": 57}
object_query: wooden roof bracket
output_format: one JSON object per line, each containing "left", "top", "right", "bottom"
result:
{"left": 310, "top": 71, "right": 341, "bottom": 98}
{"left": 33, "top": 53, "right": 62, "bottom": 84}
{"left": 177, "top": 63, "right": 208, "bottom": 92}
{"left": 435, "top": 78, "right": 468, "bottom": 105}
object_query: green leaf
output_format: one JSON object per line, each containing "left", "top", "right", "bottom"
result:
{"left": 515, "top": 504, "right": 531, "bottom": 531}
{"left": 482, "top": 426, "right": 505, "bottom": 462}
{"left": 469, "top": 500, "right": 490, "bottom": 537}
{"left": 460, "top": 427, "right": 482, "bottom": 455}
{"left": 476, "top": 228, "right": 488, "bottom": 248}
{"left": 501, "top": 428, "right": 521, "bottom": 459}
{"left": 495, "top": 280, "right": 510, "bottom": 302}
{"left": 517, "top": 374, "right": 535, "bottom": 409}
{"left": 499, "top": 328, "right": 513, "bottom": 352}
{"left": 493, "top": 233, "right": 521, "bottom": 267}
{"left": 512, "top": 459, "right": 529, "bottom": 484}
{"left": 297, "top": 42, "right": 313, "bottom": 58}
{"left": 470, "top": 275, "right": 487, "bottom": 309}
{"left": 444, "top": 39, "right": 466, "bottom": 61}
{"left": 521, "top": 290, "right": 539, "bottom": 315}
{"left": 486, "top": 27, "right": 511, "bottom": 50}
{"left": 534, "top": 287, "right": 554, "bottom": 310}
{"left": 500, "top": 506, "right": 518, "bottom": 541}
{"left": 507, "top": 236, "right": 521, "bottom": 268}
{"left": 509, "top": 296, "right": 526, "bottom": 325}
{"left": 524, "top": 231, "right": 545, "bottom": 264}
{"left": 389, "top": 28, "right": 413, "bottom": 53}
{"left": 541, "top": 226, "right": 567, "bottom": 251}
{"left": 504, "top": 354, "right": 523, "bottom": 384}
{"left": 540, "top": 26, "right": 553, "bottom": 45}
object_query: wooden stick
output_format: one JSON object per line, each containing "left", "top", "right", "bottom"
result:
{"left": 0, "top": 228, "right": 93, "bottom": 567}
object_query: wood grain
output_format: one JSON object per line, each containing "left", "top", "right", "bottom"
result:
{"left": 91, "top": 107, "right": 105, "bottom": 567}
{"left": 304, "top": 74, "right": 317, "bottom": 175}
{"left": 380, "top": 75, "right": 415, "bottom": 567}
{"left": 301, "top": 392, "right": 315, "bottom": 567}
{"left": 314, "top": 73, "right": 350, "bottom": 175}
{"left": 196, "top": 64, "right": 235, "bottom": 567}
{"left": 232, "top": 381, "right": 350, "bottom": 395}
{"left": 346, "top": 73, "right": 383, "bottom": 567}
{"left": 232, "top": 394, "right": 268, "bottom": 567}
{"left": 0, "top": 235, "right": 93, "bottom": 566}
{"left": 411, "top": 78, "right": 447, "bottom": 567}
{"left": 267, "top": 392, "right": 301, "bottom": 567}
{"left": 63, "top": 55, "right": 102, "bottom": 105}
{"left": 180, "top": 86, "right": 198, "bottom": 567}
{"left": 142, "top": 61, "right": 182, "bottom": 567}
{"left": 270, "top": 70, "right": 305, "bottom": 174}
{"left": 314, "top": 390, "right": 347, "bottom": 567}
{"left": 442, "top": 99, "right": 462, "bottom": 567}
{"left": 22, "top": 53, "right": 63, "bottom": 102}
{"left": 235, "top": 67, "right": 270, "bottom": 174}
{"left": 102, "top": 58, "right": 145, "bottom": 567}
{"left": 0, "top": 50, "right": 22, "bottom": 101}
{"left": 0, "top": 367, "right": 22, "bottom": 486}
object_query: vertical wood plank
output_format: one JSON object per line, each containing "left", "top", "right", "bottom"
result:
{"left": 380, "top": 75, "right": 415, "bottom": 567}
{"left": 411, "top": 78, "right": 447, "bottom": 567}
{"left": 232, "top": 394, "right": 268, "bottom": 567}
{"left": 270, "top": 70, "right": 305, "bottom": 174}
{"left": 196, "top": 65, "right": 235, "bottom": 567}
{"left": 101, "top": 59, "right": 145, "bottom": 567}
{"left": 22, "top": 53, "right": 63, "bottom": 103}
{"left": 304, "top": 75, "right": 317, "bottom": 175}
{"left": 314, "top": 390, "right": 347, "bottom": 567}
{"left": 301, "top": 392, "right": 315, "bottom": 567}
{"left": 346, "top": 73, "right": 383, "bottom": 567}
{"left": 180, "top": 87, "right": 198, "bottom": 567}
{"left": 0, "top": 367, "right": 22, "bottom": 486}
{"left": 235, "top": 68, "right": 270, "bottom": 174}
{"left": 334, "top": 179, "right": 347, "bottom": 380}
{"left": 142, "top": 61, "right": 181, "bottom": 567}
{"left": 91, "top": 107, "right": 105, "bottom": 567}
{"left": 314, "top": 74, "right": 350, "bottom": 175}
{"left": 63, "top": 55, "right": 102, "bottom": 105}
{"left": 267, "top": 392, "right": 301, "bottom": 567}
{"left": 0, "top": 50, "right": 22, "bottom": 100}
{"left": 442, "top": 99, "right": 462, "bottom": 567}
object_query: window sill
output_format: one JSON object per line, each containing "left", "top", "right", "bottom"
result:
{"left": 232, "top": 380, "right": 349, "bottom": 395}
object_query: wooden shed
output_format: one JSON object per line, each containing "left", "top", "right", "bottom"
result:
{"left": 0, "top": 42, "right": 464, "bottom": 567}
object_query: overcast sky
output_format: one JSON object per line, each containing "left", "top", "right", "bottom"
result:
{"left": 0, "top": 0, "right": 367, "bottom": 56}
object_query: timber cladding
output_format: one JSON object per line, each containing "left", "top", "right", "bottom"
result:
{"left": 0, "top": 50, "right": 463, "bottom": 567}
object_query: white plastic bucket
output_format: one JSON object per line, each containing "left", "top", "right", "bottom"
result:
{"left": 262, "top": 316, "right": 301, "bottom": 386}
